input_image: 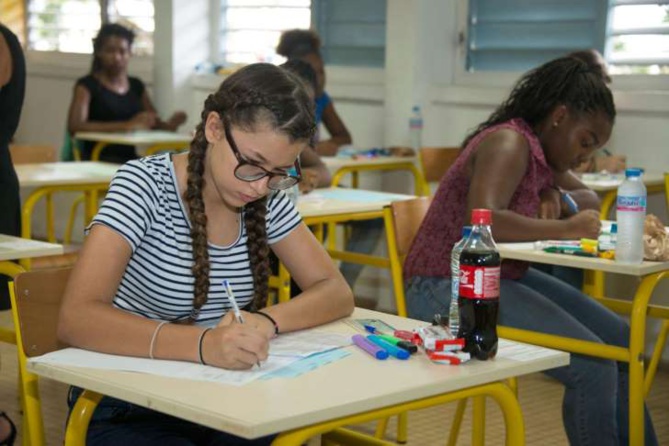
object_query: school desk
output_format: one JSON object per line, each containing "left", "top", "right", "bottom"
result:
{"left": 0, "top": 234, "right": 63, "bottom": 343}
{"left": 27, "top": 307, "right": 568, "bottom": 446}
{"left": 75, "top": 130, "right": 191, "bottom": 161}
{"left": 271, "top": 188, "right": 415, "bottom": 303}
{"left": 580, "top": 172, "right": 665, "bottom": 219}
{"left": 496, "top": 241, "right": 669, "bottom": 446}
{"left": 322, "top": 155, "right": 423, "bottom": 195}
{"left": 16, "top": 162, "right": 120, "bottom": 257}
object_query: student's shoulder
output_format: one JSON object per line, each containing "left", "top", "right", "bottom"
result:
{"left": 113, "top": 154, "right": 172, "bottom": 194}
{"left": 75, "top": 74, "right": 97, "bottom": 91}
{"left": 128, "top": 76, "right": 146, "bottom": 93}
{"left": 476, "top": 125, "right": 531, "bottom": 159}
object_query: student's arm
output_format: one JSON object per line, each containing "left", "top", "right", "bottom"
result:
{"left": 67, "top": 84, "right": 156, "bottom": 134}
{"left": 141, "top": 90, "right": 187, "bottom": 131}
{"left": 316, "top": 102, "right": 352, "bottom": 156}
{"left": 553, "top": 170, "right": 601, "bottom": 212}
{"left": 466, "top": 129, "right": 601, "bottom": 242}
{"left": 257, "top": 224, "right": 354, "bottom": 332}
{"left": 299, "top": 146, "right": 331, "bottom": 192}
{"left": 58, "top": 225, "right": 269, "bottom": 370}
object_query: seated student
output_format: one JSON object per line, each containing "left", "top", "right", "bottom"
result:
{"left": 569, "top": 49, "right": 626, "bottom": 174}
{"left": 58, "top": 63, "right": 354, "bottom": 445}
{"left": 277, "top": 29, "right": 351, "bottom": 156}
{"left": 67, "top": 23, "right": 187, "bottom": 163}
{"left": 403, "top": 57, "right": 657, "bottom": 446}
{"left": 280, "top": 59, "right": 383, "bottom": 289}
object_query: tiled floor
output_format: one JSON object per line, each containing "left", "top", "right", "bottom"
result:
{"left": 1, "top": 342, "right": 668, "bottom": 445}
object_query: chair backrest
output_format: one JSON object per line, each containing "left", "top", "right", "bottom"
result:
{"left": 390, "top": 197, "right": 433, "bottom": 262}
{"left": 11, "top": 267, "right": 71, "bottom": 358}
{"left": 385, "top": 197, "right": 432, "bottom": 317}
{"left": 9, "top": 144, "right": 58, "bottom": 165}
{"left": 419, "top": 147, "right": 460, "bottom": 185}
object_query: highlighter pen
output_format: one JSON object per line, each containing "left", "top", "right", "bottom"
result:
{"left": 543, "top": 246, "right": 597, "bottom": 257}
{"left": 352, "top": 334, "right": 388, "bottom": 360}
{"left": 223, "top": 279, "right": 260, "bottom": 368}
{"left": 561, "top": 192, "right": 580, "bottom": 214}
{"left": 367, "top": 335, "right": 410, "bottom": 360}
{"left": 376, "top": 334, "right": 419, "bottom": 354}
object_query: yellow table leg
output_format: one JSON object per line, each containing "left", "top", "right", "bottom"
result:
{"left": 90, "top": 142, "right": 109, "bottom": 161}
{"left": 472, "top": 396, "right": 486, "bottom": 446}
{"left": 448, "top": 399, "right": 468, "bottom": 446}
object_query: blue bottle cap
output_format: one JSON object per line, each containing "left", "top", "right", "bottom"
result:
{"left": 610, "top": 223, "right": 617, "bottom": 233}
{"left": 625, "top": 168, "right": 642, "bottom": 178}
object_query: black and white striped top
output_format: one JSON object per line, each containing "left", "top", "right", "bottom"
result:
{"left": 89, "top": 154, "right": 301, "bottom": 325}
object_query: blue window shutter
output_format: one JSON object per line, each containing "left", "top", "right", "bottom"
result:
{"left": 312, "top": 0, "right": 387, "bottom": 67}
{"left": 467, "top": 0, "right": 609, "bottom": 72}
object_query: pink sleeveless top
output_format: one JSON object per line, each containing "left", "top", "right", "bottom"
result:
{"left": 404, "top": 118, "right": 554, "bottom": 280}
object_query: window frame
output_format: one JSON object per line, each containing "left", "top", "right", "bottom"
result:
{"left": 454, "top": 0, "right": 669, "bottom": 91}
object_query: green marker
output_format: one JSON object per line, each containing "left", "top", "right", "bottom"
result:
{"left": 377, "top": 334, "right": 418, "bottom": 354}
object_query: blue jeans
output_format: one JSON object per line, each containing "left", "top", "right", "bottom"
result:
{"left": 340, "top": 218, "right": 384, "bottom": 287}
{"left": 68, "top": 387, "right": 275, "bottom": 445}
{"left": 405, "top": 268, "right": 658, "bottom": 446}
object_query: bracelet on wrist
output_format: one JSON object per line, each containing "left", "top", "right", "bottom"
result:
{"left": 254, "top": 311, "right": 279, "bottom": 337}
{"left": 198, "top": 328, "right": 212, "bottom": 365}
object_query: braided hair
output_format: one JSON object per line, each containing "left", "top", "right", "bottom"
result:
{"left": 90, "top": 23, "right": 135, "bottom": 73}
{"left": 461, "top": 57, "right": 616, "bottom": 148}
{"left": 186, "top": 63, "right": 315, "bottom": 320}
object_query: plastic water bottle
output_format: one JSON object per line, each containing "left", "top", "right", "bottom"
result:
{"left": 616, "top": 168, "right": 646, "bottom": 264}
{"left": 409, "top": 106, "right": 423, "bottom": 151}
{"left": 449, "top": 226, "right": 472, "bottom": 337}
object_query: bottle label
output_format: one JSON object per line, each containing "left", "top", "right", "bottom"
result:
{"left": 459, "top": 265, "right": 500, "bottom": 299}
{"left": 617, "top": 195, "right": 646, "bottom": 212}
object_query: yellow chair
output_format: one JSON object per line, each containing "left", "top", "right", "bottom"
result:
{"left": 418, "top": 147, "right": 460, "bottom": 196}
{"left": 9, "top": 268, "right": 100, "bottom": 446}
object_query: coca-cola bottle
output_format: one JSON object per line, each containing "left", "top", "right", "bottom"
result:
{"left": 457, "top": 209, "right": 500, "bottom": 360}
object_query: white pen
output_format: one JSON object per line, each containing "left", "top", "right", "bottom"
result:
{"left": 222, "top": 279, "right": 260, "bottom": 367}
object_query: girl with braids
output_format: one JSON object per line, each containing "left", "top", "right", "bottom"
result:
{"left": 67, "top": 23, "right": 187, "bottom": 163}
{"left": 404, "top": 57, "right": 657, "bottom": 446}
{"left": 276, "top": 29, "right": 352, "bottom": 156}
{"left": 58, "top": 63, "right": 354, "bottom": 445}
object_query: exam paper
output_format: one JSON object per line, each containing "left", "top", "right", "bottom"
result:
{"left": 269, "top": 331, "right": 351, "bottom": 357}
{"left": 497, "top": 339, "right": 560, "bottom": 362}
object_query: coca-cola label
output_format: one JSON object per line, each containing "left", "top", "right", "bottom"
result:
{"left": 459, "top": 265, "right": 500, "bottom": 299}
{"left": 617, "top": 195, "right": 646, "bottom": 212}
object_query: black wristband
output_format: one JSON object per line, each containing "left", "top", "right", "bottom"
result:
{"left": 198, "top": 328, "right": 212, "bottom": 365}
{"left": 254, "top": 311, "right": 279, "bottom": 336}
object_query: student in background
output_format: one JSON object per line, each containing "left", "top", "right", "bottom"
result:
{"left": 277, "top": 29, "right": 352, "bottom": 156}
{"left": 67, "top": 23, "right": 187, "bottom": 163}
{"left": 58, "top": 63, "right": 354, "bottom": 445}
{"left": 280, "top": 59, "right": 383, "bottom": 289}
{"left": 0, "top": 22, "right": 23, "bottom": 446}
{"left": 403, "top": 57, "right": 657, "bottom": 446}
{"left": 569, "top": 49, "right": 626, "bottom": 174}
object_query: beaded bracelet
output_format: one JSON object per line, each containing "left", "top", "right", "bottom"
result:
{"left": 198, "top": 328, "right": 212, "bottom": 365}
{"left": 254, "top": 311, "right": 279, "bottom": 337}
{"left": 149, "top": 321, "right": 169, "bottom": 360}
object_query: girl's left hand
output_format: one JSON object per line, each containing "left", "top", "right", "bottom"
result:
{"left": 539, "top": 188, "right": 561, "bottom": 219}
{"left": 219, "top": 310, "right": 275, "bottom": 340}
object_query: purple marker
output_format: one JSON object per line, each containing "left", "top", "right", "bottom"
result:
{"left": 352, "top": 334, "right": 388, "bottom": 360}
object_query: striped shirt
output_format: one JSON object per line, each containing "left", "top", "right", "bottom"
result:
{"left": 89, "top": 154, "right": 302, "bottom": 325}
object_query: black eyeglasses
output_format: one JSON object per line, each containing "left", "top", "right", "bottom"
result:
{"left": 224, "top": 124, "right": 301, "bottom": 191}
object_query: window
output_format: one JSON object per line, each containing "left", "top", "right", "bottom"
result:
{"left": 465, "top": 0, "right": 668, "bottom": 75}
{"left": 220, "top": 0, "right": 311, "bottom": 65}
{"left": 219, "top": 0, "right": 386, "bottom": 67}
{"left": 27, "top": 0, "right": 154, "bottom": 55}
{"left": 606, "top": 1, "right": 669, "bottom": 75}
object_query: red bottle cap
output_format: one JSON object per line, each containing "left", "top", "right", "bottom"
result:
{"left": 471, "top": 208, "right": 492, "bottom": 225}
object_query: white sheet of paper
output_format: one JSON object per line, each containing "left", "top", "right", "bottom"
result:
{"left": 29, "top": 348, "right": 299, "bottom": 386}
{"left": 269, "top": 331, "right": 351, "bottom": 357}
{"left": 497, "top": 339, "right": 560, "bottom": 362}
{"left": 0, "top": 239, "right": 55, "bottom": 250}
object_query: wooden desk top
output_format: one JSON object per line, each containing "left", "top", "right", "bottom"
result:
{"left": 75, "top": 130, "right": 192, "bottom": 145}
{"left": 0, "top": 234, "right": 63, "bottom": 261}
{"left": 16, "top": 162, "right": 120, "bottom": 188}
{"left": 580, "top": 172, "right": 665, "bottom": 192}
{"left": 322, "top": 155, "right": 417, "bottom": 171}
{"left": 297, "top": 188, "right": 415, "bottom": 218}
{"left": 28, "top": 308, "right": 567, "bottom": 439}
{"left": 498, "top": 242, "right": 669, "bottom": 276}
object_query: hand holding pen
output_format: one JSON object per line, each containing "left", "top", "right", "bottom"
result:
{"left": 222, "top": 280, "right": 262, "bottom": 368}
